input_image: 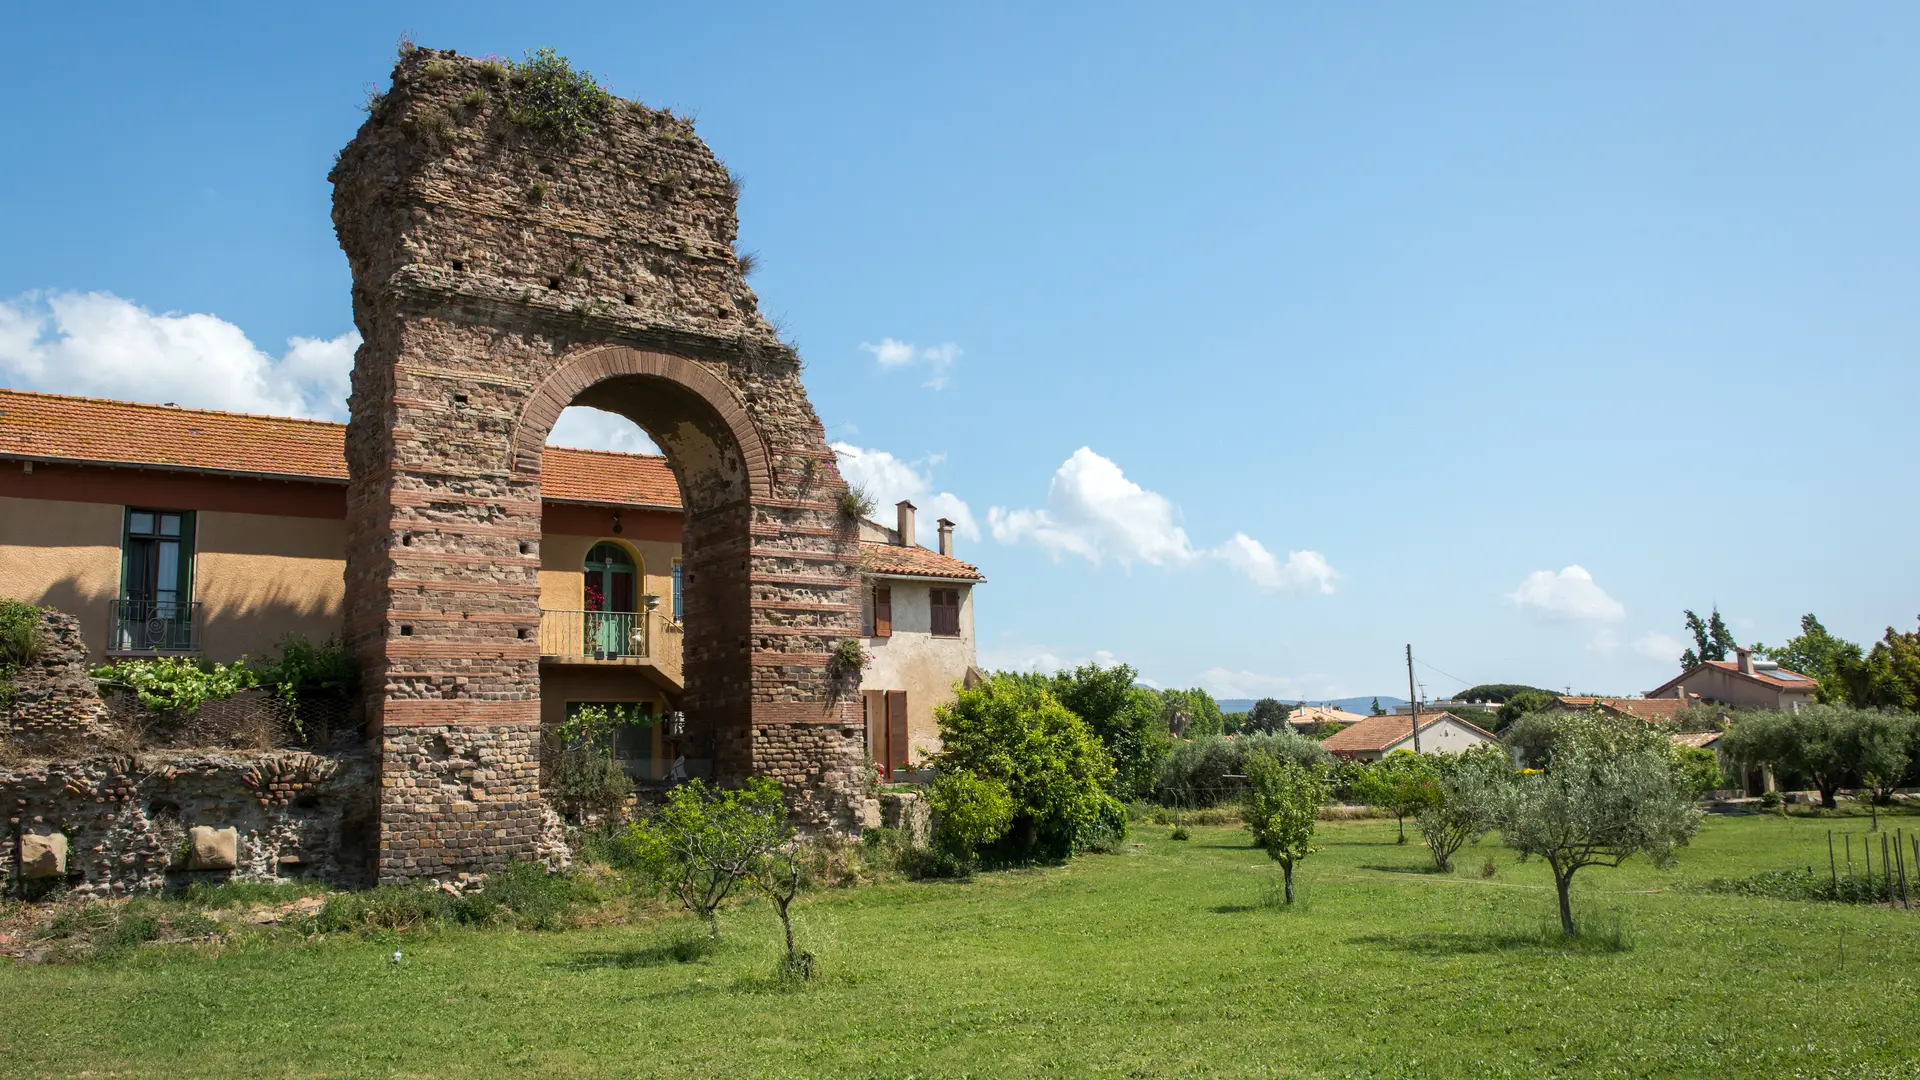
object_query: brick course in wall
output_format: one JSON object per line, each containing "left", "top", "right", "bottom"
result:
{"left": 330, "top": 48, "right": 868, "bottom": 882}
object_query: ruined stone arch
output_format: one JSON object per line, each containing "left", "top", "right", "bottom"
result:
{"left": 330, "top": 47, "right": 868, "bottom": 884}
{"left": 508, "top": 345, "right": 773, "bottom": 505}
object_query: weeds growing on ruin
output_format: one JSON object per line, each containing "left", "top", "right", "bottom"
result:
{"left": 505, "top": 47, "right": 614, "bottom": 144}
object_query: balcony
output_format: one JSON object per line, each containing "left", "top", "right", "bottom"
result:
{"left": 538, "top": 609, "right": 684, "bottom": 689}
{"left": 109, "top": 598, "right": 203, "bottom": 655}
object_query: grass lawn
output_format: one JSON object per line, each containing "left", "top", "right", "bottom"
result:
{"left": 3, "top": 813, "right": 1917, "bottom": 1079}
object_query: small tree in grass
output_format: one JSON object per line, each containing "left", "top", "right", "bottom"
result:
{"left": 1413, "top": 744, "right": 1509, "bottom": 872}
{"left": 1353, "top": 750, "right": 1440, "bottom": 844}
{"left": 625, "top": 777, "right": 786, "bottom": 938}
{"left": 1242, "top": 752, "right": 1328, "bottom": 903}
{"left": 1496, "top": 718, "right": 1701, "bottom": 936}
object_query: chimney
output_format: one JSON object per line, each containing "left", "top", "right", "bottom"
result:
{"left": 1735, "top": 647, "right": 1753, "bottom": 676}
{"left": 1674, "top": 682, "right": 1686, "bottom": 701}
{"left": 936, "top": 517, "right": 955, "bottom": 557}
{"left": 895, "top": 500, "right": 916, "bottom": 548}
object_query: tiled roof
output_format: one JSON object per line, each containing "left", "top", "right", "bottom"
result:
{"left": 858, "top": 542, "right": 984, "bottom": 581}
{"left": 0, "top": 387, "right": 683, "bottom": 509}
{"left": 1287, "top": 705, "right": 1368, "bottom": 727}
{"left": 1670, "top": 731, "right": 1724, "bottom": 749}
{"left": 1553, "top": 696, "right": 1692, "bottom": 722}
{"left": 1320, "top": 711, "right": 1493, "bottom": 754}
{"left": 1647, "top": 660, "right": 1817, "bottom": 698}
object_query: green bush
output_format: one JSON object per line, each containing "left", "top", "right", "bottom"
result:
{"left": 250, "top": 635, "right": 357, "bottom": 731}
{"left": 311, "top": 863, "right": 581, "bottom": 933}
{"left": 505, "top": 47, "right": 614, "bottom": 143}
{"left": 1153, "top": 732, "right": 1331, "bottom": 808}
{"left": 934, "top": 678, "right": 1128, "bottom": 861}
{"left": 551, "top": 752, "right": 634, "bottom": 824}
{"left": 927, "top": 769, "right": 1014, "bottom": 869}
{"left": 314, "top": 885, "right": 454, "bottom": 933}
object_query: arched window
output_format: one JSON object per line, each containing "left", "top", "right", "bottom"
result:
{"left": 584, "top": 542, "right": 638, "bottom": 613}
{"left": 582, "top": 542, "right": 640, "bottom": 659}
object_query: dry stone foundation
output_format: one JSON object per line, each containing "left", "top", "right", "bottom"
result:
{"left": 331, "top": 47, "right": 869, "bottom": 883}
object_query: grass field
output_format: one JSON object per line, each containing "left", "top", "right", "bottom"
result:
{"left": 2, "top": 813, "right": 1917, "bottom": 1079}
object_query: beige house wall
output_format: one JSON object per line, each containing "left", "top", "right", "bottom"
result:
{"left": 861, "top": 578, "right": 976, "bottom": 760}
{"left": 1675, "top": 666, "right": 1815, "bottom": 711}
{"left": 0, "top": 496, "right": 123, "bottom": 662}
{"left": 195, "top": 511, "right": 347, "bottom": 663}
{"left": 538, "top": 533, "right": 681, "bottom": 617}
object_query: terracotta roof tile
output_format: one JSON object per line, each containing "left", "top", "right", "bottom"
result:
{"left": 1646, "top": 660, "right": 1817, "bottom": 698}
{"left": 858, "top": 542, "right": 984, "bottom": 581}
{"left": 0, "top": 387, "right": 683, "bottom": 508}
{"left": 1554, "top": 696, "right": 1691, "bottom": 721}
{"left": 1670, "top": 731, "right": 1723, "bottom": 749}
{"left": 1320, "top": 711, "right": 1493, "bottom": 754}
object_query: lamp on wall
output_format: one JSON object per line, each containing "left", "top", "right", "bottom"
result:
{"left": 611, "top": 511, "right": 623, "bottom": 535}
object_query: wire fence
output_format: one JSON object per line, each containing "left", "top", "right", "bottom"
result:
{"left": 106, "top": 689, "right": 360, "bottom": 751}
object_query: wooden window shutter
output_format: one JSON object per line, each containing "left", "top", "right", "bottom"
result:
{"left": 930, "top": 588, "right": 959, "bottom": 637}
{"left": 873, "top": 586, "right": 892, "bottom": 638}
{"left": 886, "top": 690, "right": 909, "bottom": 776}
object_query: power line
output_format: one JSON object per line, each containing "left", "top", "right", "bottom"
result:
{"left": 1412, "top": 655, "right": 1478, "bottom": 693}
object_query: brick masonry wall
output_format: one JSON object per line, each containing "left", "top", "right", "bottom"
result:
{"left": 4, "top": 611, "right": 110, "bottom": 743}
{"left": 331, "top": 48, "right": 870, "bottom": 881}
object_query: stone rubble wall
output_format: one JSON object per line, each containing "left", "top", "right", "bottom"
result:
{"left": 4, "top": 748, "right": 378, "bottom": 896}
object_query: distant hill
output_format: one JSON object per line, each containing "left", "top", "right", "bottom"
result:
{"left": 1216, "top": 696, "right": 1409, "bottom": 715}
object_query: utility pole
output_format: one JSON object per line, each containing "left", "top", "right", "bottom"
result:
{"left": 1405, "top": 644, "right": 1422, "bottom": 753}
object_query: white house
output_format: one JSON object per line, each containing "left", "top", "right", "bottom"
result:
{"left": 857, "top": 501, "right": 985, "bottom": 776}
{"left": 1320, "top": 711, "right": 1498, "bottom": 761}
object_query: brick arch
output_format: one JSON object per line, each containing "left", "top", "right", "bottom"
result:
{"left": 508, "top": 345, "right": 773, "bottom": 498}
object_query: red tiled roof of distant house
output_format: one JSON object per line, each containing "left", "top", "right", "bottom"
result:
{"left": 0, "top": 387, "right": 685, "bottom": 508}
{"left": 1555, "top": 696, "right": 1692, "bottom": 722}
{"left": 1320, "top": 711, "right": 1492, "bottom": 755}
{"left": 858, "top": 542, "right": 984, "bottom": 581}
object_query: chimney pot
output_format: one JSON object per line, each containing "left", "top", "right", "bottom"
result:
{"left": 895, "top": 500, "right": 916, "bottom": 548}
{"left": 1736, "top": 647, "right": 1753, "bottom": 676}
{"left": 936, "top": 517, "right": 955, "bottom": 557}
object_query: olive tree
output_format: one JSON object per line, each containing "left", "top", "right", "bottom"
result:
{"left": 1496, "top": 720, "right": 1700, "bottom": 936}
{"left": 625, "top": 777, "right": 787, "bottom": 937}
{"left": 1413, "top": 744, "right": 1510, "bottom": 872}
{"left": 1242, "top": 752, "right": 1328, "bottom": 903}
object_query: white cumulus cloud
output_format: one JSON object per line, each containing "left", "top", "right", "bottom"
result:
{"left": 546, "top": 405, "right": 663, "bottom": 455}
{"left": 1507, "top": 565, "right": 1626, "bottom": 622}
{"left": 989, "top": 447, "right": 1337, "bottom": 592}
{"left": 1195, "top": 666, "right": 1328, "bottom": 701}
{"left": 860, "top": 337, "right": 961, "bottom": 390}
{"left": 1633, "top": 631, "right": 1684, "bottom": 663}
{"left": 977, "top": 644, "right": 1117, "bottom": 675}
{"left": 1213, "top": 533, "right": 1340, "bottom": 595}
{"left": 831, "top": 442, "right": 978, "bottom": 542}
{"left": 0, "top": 290, "right": 358, "bottom": 419}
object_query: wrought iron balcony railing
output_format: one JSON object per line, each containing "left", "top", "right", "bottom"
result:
{"left": 110, "top": 598, "right": 203, "bottom": 654}
{"left": 537, "top": 608, "right": 683, "bottom": 673}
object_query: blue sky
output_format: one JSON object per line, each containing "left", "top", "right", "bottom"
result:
{"left": 3, "top": 3, "right": 1916, "bottom": 701}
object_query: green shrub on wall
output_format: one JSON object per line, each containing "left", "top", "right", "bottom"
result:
{"left": 0, "top": 598, "right": 45, "bottom": 708}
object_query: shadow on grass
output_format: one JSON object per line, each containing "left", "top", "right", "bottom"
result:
{"left": 554, "top": 933, "right": 719, "bottom": 970}
{"left": 1349, "top": 917, "right": 1631, "bottom": 956}
{"left": 1358, "top": 863, "right": 1446, "bottom": 876}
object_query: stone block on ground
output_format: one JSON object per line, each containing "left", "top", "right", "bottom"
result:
{"left": 20, "top": 828, "right": 67, "bottom": 879}
{"left": 187, "top": 825, "right": 239, "bottom": 870}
